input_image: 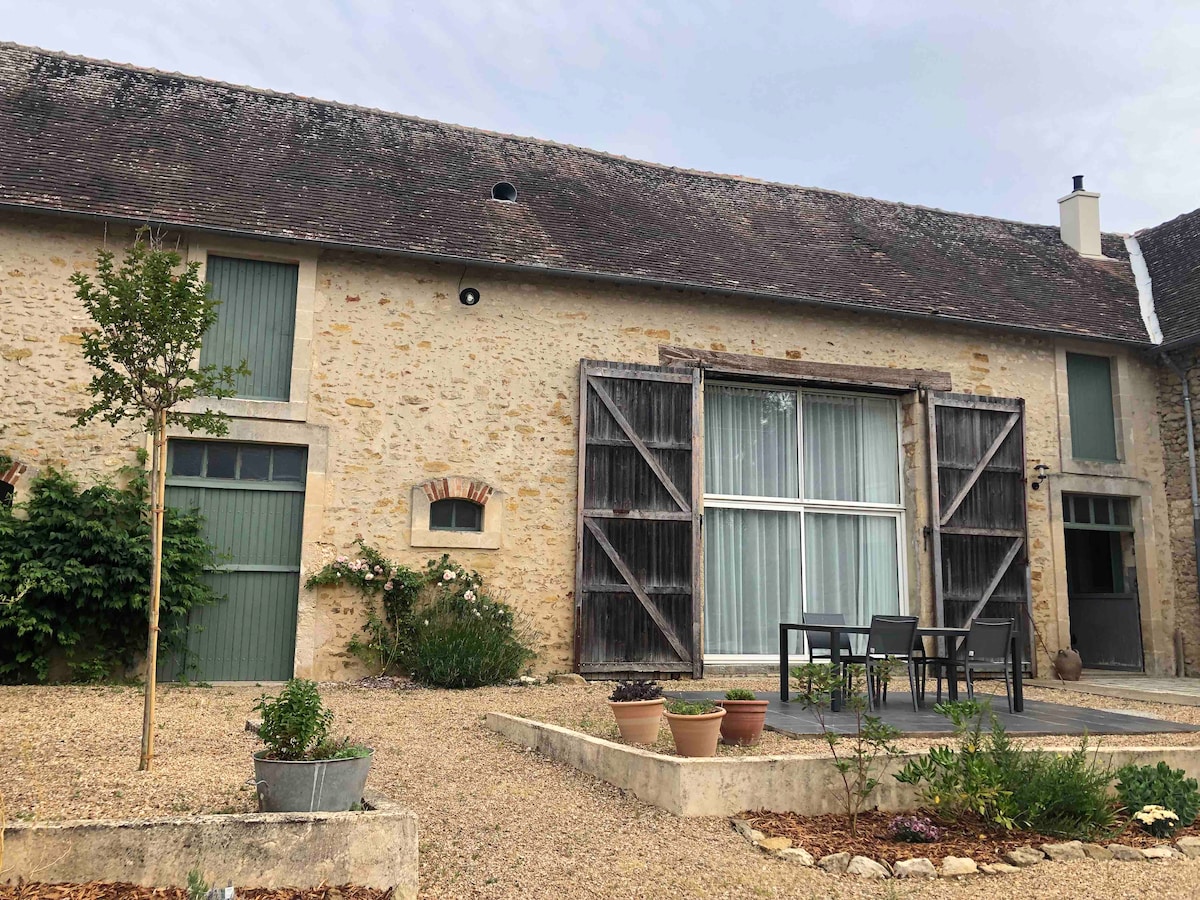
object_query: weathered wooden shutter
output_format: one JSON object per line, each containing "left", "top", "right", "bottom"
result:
{"left": 201, "top": 256, "right": 299, "bottom": 401}
{"left": 574, "top": 360, "right": 702, "bottom": 677}
{"left": 927, "top": 392, "right": 1031, "bottom": 662}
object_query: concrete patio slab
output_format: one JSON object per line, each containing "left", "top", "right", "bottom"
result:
{"left": 669, "top": 691, "right": 1200, "bottom": 737}
{"left": 1029, "top": 675, "right": 1200, "bottom": 708}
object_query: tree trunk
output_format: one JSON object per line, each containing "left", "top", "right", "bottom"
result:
{"left": 139, "top": 409, "right": 168, "bottom": 771}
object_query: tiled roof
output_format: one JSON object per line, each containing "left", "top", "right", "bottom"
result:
{"left": 0, "top": 43, "right": 1150, "bottom": 344}
{"left": 1137, "top": 207, "right": 1200, "bottom": 346}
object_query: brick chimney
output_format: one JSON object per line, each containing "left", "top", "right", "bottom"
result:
{"left": 1058, "top": 175, "right": 1104, "bottom": 258}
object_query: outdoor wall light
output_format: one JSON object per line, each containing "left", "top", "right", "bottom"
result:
{"left": 1031, "top": 464, "right": 1050, "bottom": 490}
{"left": 459, "top": 287, "right": 481, "bottom": 306}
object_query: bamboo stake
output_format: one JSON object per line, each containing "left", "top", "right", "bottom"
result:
{"left": 139, "top": 408, "right": 168, "bottom": 771}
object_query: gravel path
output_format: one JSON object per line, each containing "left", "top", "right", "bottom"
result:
{"left": 3, "top": 678, "right": 1200, "bottom": 898}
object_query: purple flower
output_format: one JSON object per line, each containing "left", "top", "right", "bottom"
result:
{"left": 887, "top": 814, "right": 941, "bottom": 844}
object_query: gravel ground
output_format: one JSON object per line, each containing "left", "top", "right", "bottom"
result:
{"left": 3, "top": 678, "right": 1200, "bottom": 899}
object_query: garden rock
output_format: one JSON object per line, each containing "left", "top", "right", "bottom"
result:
{"left": 1106, "top": 844, "right": 1146, "bottom": 862}
{"left": 552, "top": 673, "right": 587, "bottom": 686}
{"left": 893, "top": 858, "right": 936, "bottom": 878}
{"left": 817, "top": 852, "right": 851, "bottom": 874}
{"left": 1143, "top": 846, "right": 1179, "bottom": 860}
{"left": 1081, "top": 843, "right": 1114, "bottom": 861}
{"left": 777, "top": 847, "right": 814, "bottom": 866}
{"left": 731, "top": 819, "right": 764, "bottom": 843}
{"left": 939, "top": 856, "right": 978, "bottom": 877}
{"left": 757, "top": 837, "right": 792, "bottom": 853}
{"left": 1176, "top": 836, "right": 1200, "bottom": 859}
{"left": 979, "top": 863, "right": 1021, "bottom": 875}
{"left": 846, "top": 856, "right": 890, "bottom": 879}
{"left": 1002, "top": 846, "right": 1045, "bottom": 867}
{"left": 1040, "top": 841, "right": 1086, "bottom": 862}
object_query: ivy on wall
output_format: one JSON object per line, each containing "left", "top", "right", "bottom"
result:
{"left": 0, "top": 461, "right": 220, "bottom": 683}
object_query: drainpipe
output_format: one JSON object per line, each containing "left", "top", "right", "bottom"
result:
{"left": 1162, "top": 351, "right": 1200, "bottom": 614}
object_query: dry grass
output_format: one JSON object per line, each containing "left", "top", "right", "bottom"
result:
{"left": 3, "top": 677, "right": 1200, "bottom": 898}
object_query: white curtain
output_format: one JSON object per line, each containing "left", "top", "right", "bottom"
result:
{"left": 704, "top": 508, "right": 803, "bottom": 655}
{"left": 803, "top": 392, "right": 898, "bottom": 503}
{"left": 804, "top": 513, "right": 900, "bottom": 646}
{"left": 705, "top": 385, "right": 798, "bottom": 498}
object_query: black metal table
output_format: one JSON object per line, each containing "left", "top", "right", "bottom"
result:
{"left": 778, "top": 622, "right": 1024, "bottom": 712}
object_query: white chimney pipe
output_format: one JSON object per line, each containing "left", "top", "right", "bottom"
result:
{"left": 1058, "top": 175, "right": 1104, "bottom": 259}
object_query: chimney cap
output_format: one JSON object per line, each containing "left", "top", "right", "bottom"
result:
{"left": 1072, "top": 175, "right": 1085, "bottom": 192}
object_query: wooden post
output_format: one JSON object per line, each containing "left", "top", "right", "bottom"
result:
{"left": 139, "top": 408, "right": 168, "bottom": 771}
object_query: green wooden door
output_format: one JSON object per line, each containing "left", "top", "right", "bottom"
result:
{"left": 160, "top": 441, "right": 306, "bottom": 682}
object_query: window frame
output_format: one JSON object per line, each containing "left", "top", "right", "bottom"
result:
{"left": 702, "top": 380, "right": 909, "bottom": 664}
{"left": 429, "top": 497, "right": 485, "bottom": 533}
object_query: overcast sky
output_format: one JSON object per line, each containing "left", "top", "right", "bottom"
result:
{"left": 3, "top": 1, "right": 1198, "bottom": 233}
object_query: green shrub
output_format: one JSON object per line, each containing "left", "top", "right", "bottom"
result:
{"left": 894, "top": 701, "right": 1115, "bottom": 838}
{"left": 254, "top": 678, "right": 369, "bottom": 761}
{"left": 0, "top": 465, "right": 219, "bottom": 683}
{"left": 1116, "top": 762, "right": 1200, "bottom": 826}
{"left": 407, "top": 557, "right": 537, "bottom": 689}
{"left": 724, "top": 688, "right": 756, "bottom": 701}
{"left": 665, "top": 699, "right": 718, "bottom": 715}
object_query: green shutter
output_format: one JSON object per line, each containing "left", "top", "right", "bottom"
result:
{"left": 1066, "top": 353, "right": 1118, "bottom": 461}
{"left": 201, "top": 256, "right": 299, "bottom": 401}
{"left": 160, "top": 441, "right": 306, "bottom": 682}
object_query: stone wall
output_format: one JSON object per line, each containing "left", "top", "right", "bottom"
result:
{"left": 0, "top": 209, "right": 1179, "bottom": 678}
{"left": 1157, "top": 351, "right": 1200, "bottom": 674}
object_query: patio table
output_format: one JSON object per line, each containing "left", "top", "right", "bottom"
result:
{"left": 778, "top": 622, "right": 1024, "bottom": 713}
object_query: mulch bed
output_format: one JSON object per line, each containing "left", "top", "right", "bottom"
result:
{"left": 0, "top": 884, "right": 389, "bottom": 900}
{"left": 744, "top": 809, "right": 1200, "bottom": 865}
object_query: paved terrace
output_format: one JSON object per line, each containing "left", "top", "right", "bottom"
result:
{"left": 671, "top": 691, "right": 1200, "bottom": 737}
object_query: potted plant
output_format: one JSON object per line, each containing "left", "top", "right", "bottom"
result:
{"left": 252, "top": 678, "right": 373, "bottom": 812}
{"left": 664, "top": 699, "right": 726, "bottom": 757}
{"left": 607, "top": 679, "right": 665, "bottom": 744}
{"left": 716, "top": 688, "right": 769, "bottom": 746}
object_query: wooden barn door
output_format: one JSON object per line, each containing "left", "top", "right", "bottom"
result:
{"left": 927, "top": 392, "right": 1032, "bottom": 664}
{"left": 574, "top": 360, "right": 702, "bottom": 678}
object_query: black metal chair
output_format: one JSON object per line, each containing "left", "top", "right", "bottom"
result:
{"left": 934, "top": 617, "right": 1016, "bottom": 713}
{"left": 862, "top": 615, "right": 921, "bottom": 712}
{"left": 801, "top": 612, "right": 854, "bottom": 693}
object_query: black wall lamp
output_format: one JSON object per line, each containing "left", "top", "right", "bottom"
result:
{"left": 1031, "top": 464, "right": 1050, "bottom": 491}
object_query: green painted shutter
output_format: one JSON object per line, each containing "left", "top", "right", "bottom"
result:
{"left": 1066, "top": 353, "right": 1118, "bottom": 461}
{"left": 201, "top": 256, "right": 299, "bottom": 401}
{"left": 161, "top": 441, "right": 305, "bottom": 682}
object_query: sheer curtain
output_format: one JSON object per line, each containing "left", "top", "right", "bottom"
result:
{"left": 804, "top": 513, "right": 900, "bottom": 641}
{"left": 705, "top": 508, "right": 803, "bottom": 655}
{"left": 705, "top": 385, "right": 798, "bottom": 497}
{"left": 803, "top": 392, "right": 898, "bottom": 503}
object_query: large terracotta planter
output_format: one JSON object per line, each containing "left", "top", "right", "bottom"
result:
{"left": 716, "top": 699, "right": 769, "bottom": 746}
{"left": 608, "top": 698, "right": 665, "bottom": 744}
{"left": 665, "top": 707, "right": 727, "bottom": 757}
{"left": 1054, "top": 648, "right": 1083, "bottom": 681}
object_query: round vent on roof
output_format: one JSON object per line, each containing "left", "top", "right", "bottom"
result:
{"left": 491, "top": 181, "right": 518, "bottom": 202}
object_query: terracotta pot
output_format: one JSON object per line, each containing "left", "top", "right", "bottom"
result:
{"left": 608, "top": 698, "right": 665, "bottom": 744}
{"left": 716, "top": 699, "right": 769, "bottom": 746}
{"left": 1054, "top": 648, "right": 1083, "bottom": 681}
{"left": 664, "top": 707, "right": 727, "bottom": 757}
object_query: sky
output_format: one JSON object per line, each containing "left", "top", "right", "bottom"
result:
{"left": 3, "top": 0, "right": 1198, "bottom": 233}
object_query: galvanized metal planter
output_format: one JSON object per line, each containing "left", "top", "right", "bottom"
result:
{"left": 253, "top": 749, "right": 374, "bottom": 812}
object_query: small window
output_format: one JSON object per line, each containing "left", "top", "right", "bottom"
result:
{"left": 168, "top": 441, "right": 307, "bottom": 485}
{"left": 272, "top": 447, "right": 306, "bottom": 482}
{"left": 171, "top": 441, "right": 205, "bottom": 477}
{"left": 429, "top": 498, "right": 483, "bottom": 532}
{"left": 1066, "top": 353, "right": 1118, "bottom": 462}
{"left": 206, "top": 444, "right": 238, "bottom": 479}
{"left": 239, "top": 446, "right": 271, "bottom": 481}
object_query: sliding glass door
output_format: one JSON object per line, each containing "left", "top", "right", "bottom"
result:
{"left": 703, "top": 383, "right": 905, "bottom": 662}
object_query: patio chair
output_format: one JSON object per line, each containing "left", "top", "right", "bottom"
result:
{"left": 862, "top": 615, "right": 921, "bottom": 712}
{"left": 933, "top": 617, "right": 1016, "bottom": 713}
{"left": 801, "top": 612, "right": 855, "bottom": 695}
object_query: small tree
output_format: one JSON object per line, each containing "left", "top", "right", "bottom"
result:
{"left": 72, "top": 231, "right": 246, "bottom": 770}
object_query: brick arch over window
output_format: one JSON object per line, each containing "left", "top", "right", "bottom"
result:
{"left": 420, "top": 477, "right": 495, "bottom": 506}
{"left": 411, "top": 477, "right": 504, "bottom": 550}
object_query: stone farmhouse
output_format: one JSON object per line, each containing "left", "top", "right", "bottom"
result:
{"left": 3, "top": 43, "right": 1200, "bottom": 681}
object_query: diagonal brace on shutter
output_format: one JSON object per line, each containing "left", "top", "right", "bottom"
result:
{"left": 583, "top": 518, "right": 689, "bottom": 660}
{"left": 963, "top": 536, "right": 1024, "bottom": 622}
{"left": 587, "top": 376, "right": 690, "bottom": 512}
{"left": 939, "top": 411, "right": 1020, "bottom": 527}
